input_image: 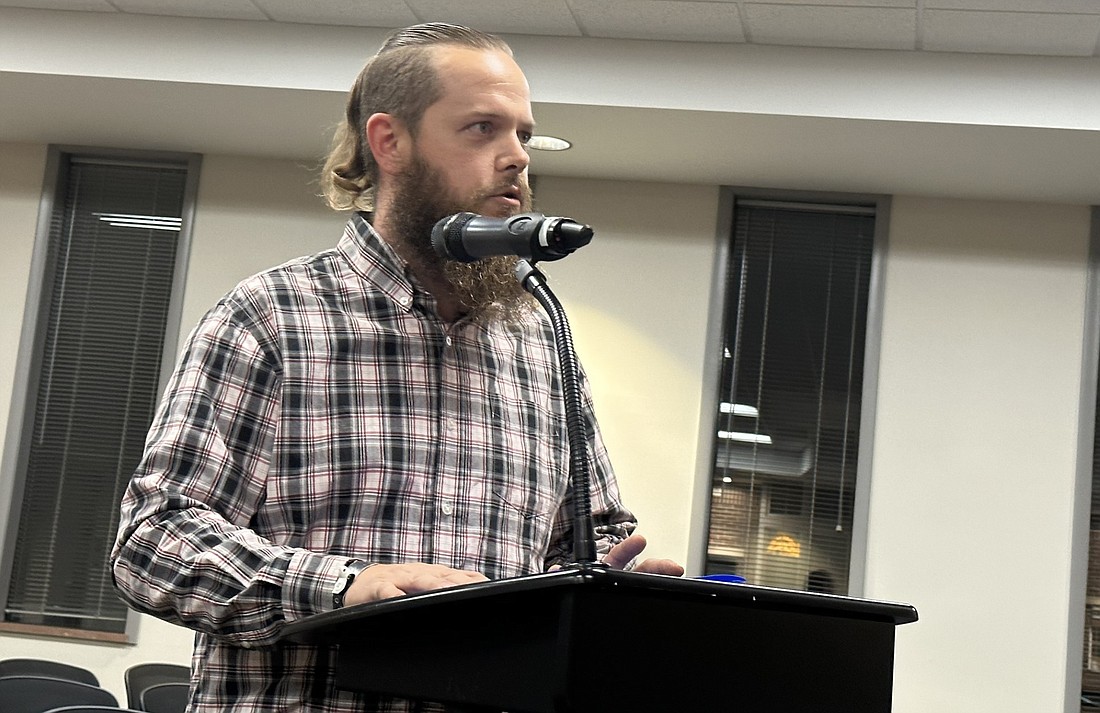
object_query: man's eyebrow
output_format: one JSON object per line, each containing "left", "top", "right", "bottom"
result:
{"left": 461, "top": 109, "right": 536, "bottom": 130}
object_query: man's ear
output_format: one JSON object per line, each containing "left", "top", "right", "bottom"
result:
{"left": 365, "top": 112, "right": 409, "bottom": 177}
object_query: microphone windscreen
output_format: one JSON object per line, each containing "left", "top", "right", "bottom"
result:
{"left": 431, "top": 212, "right": 477, "bottom": 260}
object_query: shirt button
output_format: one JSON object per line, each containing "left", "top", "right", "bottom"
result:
{"left": 441, "top": 503, "right": 454, "bottom": 516}
{"left": 445, "top": 336, "right": 453, "bottom": 346}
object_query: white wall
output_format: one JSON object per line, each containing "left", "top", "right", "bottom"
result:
{"left": 872, "top": 197, "right": 1092, "bottom": 713}
{"left": 535, "top": 177, "right": 721, "bottom": 565}
{"left": 179, "top": 154, "right": 345, "bottom": 346}
{"left": 0, "top": 145, "right": 1095, "bottom": 712}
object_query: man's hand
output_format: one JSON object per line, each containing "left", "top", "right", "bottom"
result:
{"left": 343, "top": 563, "right": 488, "bottom": 606}
{"left": 602, "top": 534, "right": 685, "bottom": 576}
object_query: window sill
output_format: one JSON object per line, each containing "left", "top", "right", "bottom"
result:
{"left": 0, "top": 620, "right": 129, "bottom": 645}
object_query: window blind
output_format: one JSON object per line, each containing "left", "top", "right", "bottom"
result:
{"left": 5, "top": 156, "right": 186, "bottom": 633}
{"left": 706, "top": 199, "right": 875, "bottom": 594}
{"left": 1080, "top": 321, "right": 1100, "bottom": 700}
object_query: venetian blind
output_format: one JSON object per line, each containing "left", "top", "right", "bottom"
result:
{"left": 4, "top": 155, "right": 187, "bottom": 633}
{"left": 706, "top": 198, "right": 876, "bottom": 595}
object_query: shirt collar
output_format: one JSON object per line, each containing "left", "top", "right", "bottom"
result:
{"left": 337, "top": 212, "right": 418, "bottom": 312}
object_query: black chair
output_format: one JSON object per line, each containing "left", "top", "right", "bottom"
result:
{"left": 0, "top": 658, "right": 99, "bottom": 686}
{"left": 45, "top": 708, "right": 143, "bottom": 713}
{"left": 123, "top": 663, "right": 189, "bottom": 710}
{"left": 139, "top": 681, "right": 189, "bottom": 713}
{"left": 0, "top": 675, "right": 117, "bottom": 713}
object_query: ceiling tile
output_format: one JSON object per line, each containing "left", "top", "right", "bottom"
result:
{"left": 569, "top": 0, "right": 745, "bottom": 43}
{"left": 0, "top": 0, "right": 115, "bottom": 10}
{"left": 110, "top": 0, "right": 266, "bottom": 20}
{"left": 926, "top": 0, "right": 1100, "bottom": 13}
{"left": 923, "top": 9, "right": 1100, "bottom": 56}
{"left": 744, "top": 4, "right": 916, "bottom": 50}
{"left": 254, "top": 0, "right": 418, "bottom": 27}
{"left": 405, "top": 0, "right": 581, "bottom": 37}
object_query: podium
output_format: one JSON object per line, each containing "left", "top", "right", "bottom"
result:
{"left": 280, "top": 565, "right": 917, "bottom": 712}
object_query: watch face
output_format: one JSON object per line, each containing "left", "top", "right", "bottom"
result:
{"left": 333, "top": 561, "right": 369, "bottom": 606}
{"left": 333, "top": 564, "right": 355, "bottom": 595}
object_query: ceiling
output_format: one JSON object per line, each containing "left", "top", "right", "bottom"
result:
{"left": 2, "top": 0, "right": 1099, "bottom": 56}
{"left": 3, "top": 1, "right": 1100, "bottom": 204}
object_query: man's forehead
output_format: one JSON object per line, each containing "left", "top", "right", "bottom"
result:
{"left": 431, "top": 46, "right": 527, "bottom": 89}
{"left": 429, "top": 46, "right": 532, "bottom": 117}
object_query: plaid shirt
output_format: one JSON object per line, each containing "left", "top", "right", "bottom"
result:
{"left": 111, "top": 214, "right": 635, "bottom": 712}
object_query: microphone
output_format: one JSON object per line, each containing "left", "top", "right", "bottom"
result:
{"left": 431, "top": 212, "right": 593, "bottom": 263}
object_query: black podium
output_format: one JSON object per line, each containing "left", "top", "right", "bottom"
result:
{"left": 280, "top": 565, "right": 917, "bottom": 712}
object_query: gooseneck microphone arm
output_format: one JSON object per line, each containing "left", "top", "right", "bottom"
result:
{"left": 514, "top": 260, "right": 600, "bottom": 566}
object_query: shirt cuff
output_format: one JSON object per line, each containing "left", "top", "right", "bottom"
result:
{"left": 282, "top": 550, "right": 348, "bottom": 620}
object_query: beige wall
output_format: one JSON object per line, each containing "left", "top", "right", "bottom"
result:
{"left": 0, "top": 144, "right": 1094, "bottom": 712}
{"left": 534, "top": 177, "right": 721, "bottom": 565}
{"left": 872, "top": 197, "right": 1091, "bottom": 713}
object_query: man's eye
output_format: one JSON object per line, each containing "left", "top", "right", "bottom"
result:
{"left": 519, "top": 132, "right": 533, "bottom": 146}
{"left": 472, "top": 121, "right": 492, "bottom": 134}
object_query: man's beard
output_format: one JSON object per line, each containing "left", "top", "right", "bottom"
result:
{"left": 388, "top": 153, "right": 537, "bottom": 324}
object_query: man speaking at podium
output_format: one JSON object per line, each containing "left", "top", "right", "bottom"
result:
{"left": 111, "top": 21, "right": 682, "bottom": 713}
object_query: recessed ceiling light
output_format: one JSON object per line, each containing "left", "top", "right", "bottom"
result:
{"left": 527, "top": 135, "right": 572, "bottom": 151}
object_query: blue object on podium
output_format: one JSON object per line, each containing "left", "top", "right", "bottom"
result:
{"left": 279, "top": 564, "right": 918, "bottom": 713}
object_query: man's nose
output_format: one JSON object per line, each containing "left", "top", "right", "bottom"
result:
{"left": 499, "top": 134, "right": 530, "bottom": 173}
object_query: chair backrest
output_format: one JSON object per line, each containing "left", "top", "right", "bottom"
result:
{"left": 0, "top": 658, "right": 99, "bottom": 686}
{"left": 124, "top": 663, "right": 189, "bottom": 710}
{"left": 44, "top": 707, "right": 143, "bottom": 713}
{"left": 139, "top": 681, "right": 189, "bottom": 713}
{"left": 0, "top": 675, "right": 117, "bottom": 713}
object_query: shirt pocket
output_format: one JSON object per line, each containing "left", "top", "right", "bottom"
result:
{"left": 484, "top": 389, "right": 569, "bottom": 535}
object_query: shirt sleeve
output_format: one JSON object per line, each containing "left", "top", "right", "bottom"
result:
{"left": 543, "top": 370, "right": 637, "bottom": 570}
{"left": 110, "top": 297, "right": 344, "bottom": 648}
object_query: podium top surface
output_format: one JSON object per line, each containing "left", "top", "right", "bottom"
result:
{"left": 279, "top": 565, "right": 917, "bottom": 645}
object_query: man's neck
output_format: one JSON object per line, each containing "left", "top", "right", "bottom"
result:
{"left": 371, "top": 210, "right": 466, "bottom": 323}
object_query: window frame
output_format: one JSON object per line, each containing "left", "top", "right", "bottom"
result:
{"left": 0, "top": 145, "right": 200, "bottom": 643}
{"left": 687, "top": 186, "right": 891, "bottom": 597}
{"left": 1070, "top": 207, "right": 1100, "bottom": 710}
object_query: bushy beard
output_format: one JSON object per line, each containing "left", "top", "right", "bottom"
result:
{"left": 388, "top": 152, "right": 537, "bottom": 324}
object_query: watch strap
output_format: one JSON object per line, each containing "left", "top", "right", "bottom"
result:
{"left": 332, "top": 559, "right": 375, "bottom": 609}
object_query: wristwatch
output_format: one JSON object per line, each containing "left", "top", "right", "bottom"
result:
{"left": 331, "top": 559, "right": 374, "bottom": 609}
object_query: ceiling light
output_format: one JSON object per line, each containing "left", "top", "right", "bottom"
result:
{"left": 718, "top": 430, "right": 772, "bottom": 445}
{"left": 719, "top": 402, "right": 759, "bottom": 417}
{"left": 527, "top": 135, "right": 571, "bottom": 151}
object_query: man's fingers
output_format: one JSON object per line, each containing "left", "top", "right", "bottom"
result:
{"left": 602, "top": 534, "right": 648, "bottom": 569}
{"left": 405, "top": 568, "right": 488, "bottom": 594}
{"left": 633, "top": 558, "right": 685, "bottom": 576}
{"left": 346, "top": 563, "right": 487, "bottom": 606}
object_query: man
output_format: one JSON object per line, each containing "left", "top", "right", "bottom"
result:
{"left": 112, "top": 22, "right": 681, "bottom": 712}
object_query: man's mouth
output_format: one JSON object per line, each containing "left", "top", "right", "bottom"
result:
{"left": 497, "top": 186, "right": 522, "bottom": 203}
{"left": 480, "top": 187, "right": 523, "bottom": 214}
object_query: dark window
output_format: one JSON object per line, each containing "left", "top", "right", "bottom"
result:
{"left": 705, "top": 195, "right": 877, "bottom": 594}
{"left": 1, "top": 150, "right": 196, "bottom": 638}
{"left": 1081, "top": 209, "right": 1100, "bottom": 706}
